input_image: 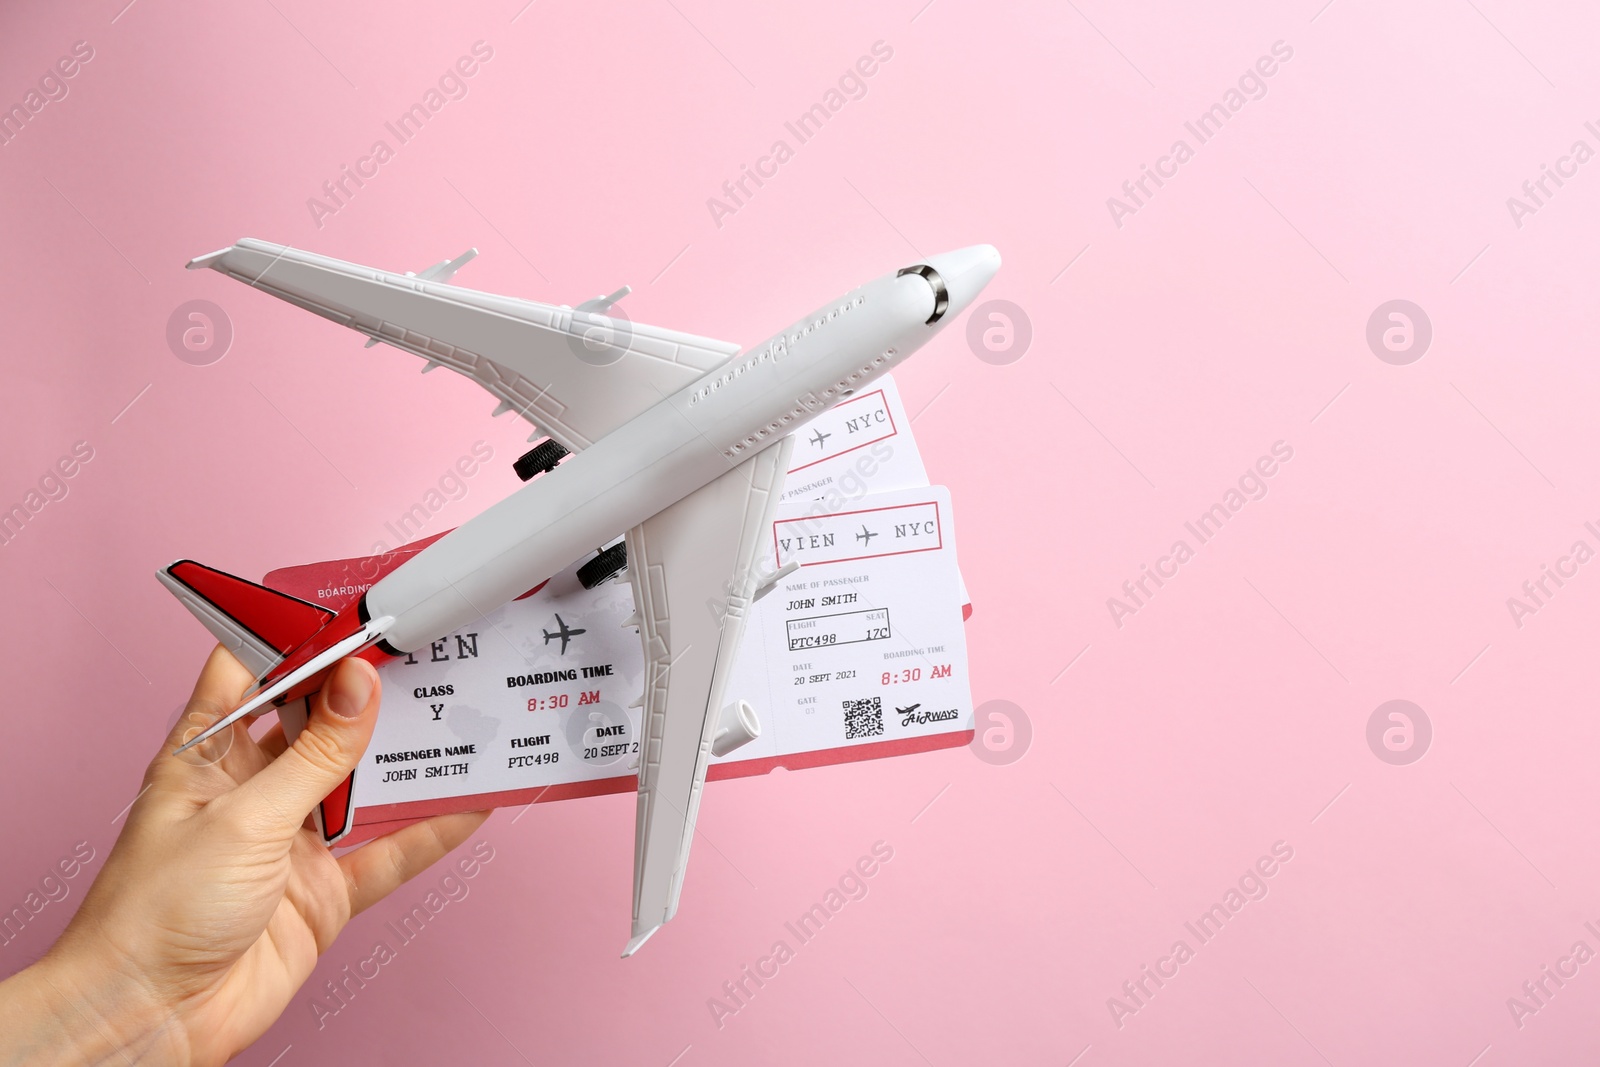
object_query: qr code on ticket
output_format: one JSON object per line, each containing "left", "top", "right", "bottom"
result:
{"left": 843, "top": 696, "right": 884, "bottom": 740}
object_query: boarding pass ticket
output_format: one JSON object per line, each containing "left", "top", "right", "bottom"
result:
{"left": 262, "top": 376, "right": 973, "bottom": 840}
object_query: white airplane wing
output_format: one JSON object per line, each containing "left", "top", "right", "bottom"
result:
{"left": 188, "top": 239, "right": 739, "bottom": 452}
{"left": 621, "top": 434, "right": 794, "bottom": 956}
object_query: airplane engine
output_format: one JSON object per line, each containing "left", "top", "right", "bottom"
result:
{"left": 711, "top": 699, "right": 761, "bottom": 756}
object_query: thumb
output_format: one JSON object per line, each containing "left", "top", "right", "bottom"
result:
{"left": 239, "top": 657, "right": 381, "bottom": 836}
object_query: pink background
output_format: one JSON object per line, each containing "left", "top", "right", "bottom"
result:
{"left": 3, "top": 0, "right": 1599, "bottom": 1063}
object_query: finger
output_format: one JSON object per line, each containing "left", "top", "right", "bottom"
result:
{"left": 254, "top": 722, "right": 289, "bottom": 760}
{"left": 337, "top": 810, "right": 492, "bottom": 916}
{"left": 161, "top": 645, "right": 255, "bottom": 748}
{"left": 208, "top": 718, "right": 285, "bottom": 785}
{"left": 230, "top": 658, "right": 381, "bottom": 836}
{"left": 147, "top": 646, "right": 257, "bottom": 795}
{"left": 195, "top": 643, "right": 257, "bottom": 702}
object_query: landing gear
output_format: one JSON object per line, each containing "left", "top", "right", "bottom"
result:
{"left": 514, "top": 439, "right": 569, "bottom": 481}
{"left": 577, "top": 542, "right": 627, "bottom": 589}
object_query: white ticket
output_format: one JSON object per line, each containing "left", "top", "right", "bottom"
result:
{"left": 268, "top": 484, "right": 971, "bottom": 826}
{"left": 726, "top": 484, "right": 972, "bottom": 761}
{"left": 779, "top": 377, "right": 928, "bottom": 503}
{"left": 263, "top": 375, "right": 971, "bottom": 835}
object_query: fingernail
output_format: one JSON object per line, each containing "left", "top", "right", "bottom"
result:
{"left": 328, "top": 660, "right": 374, "bottom": 719}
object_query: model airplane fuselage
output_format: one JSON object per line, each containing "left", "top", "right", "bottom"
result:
{"left": 371, "top": 257, "right": 964, "bottom": 652}
{"left": 161, "top": 237, "right": 998, "bottom": 954}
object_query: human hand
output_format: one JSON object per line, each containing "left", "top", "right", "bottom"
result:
{"left": 0, "top": 645, "right": 490, "bottom": 1066}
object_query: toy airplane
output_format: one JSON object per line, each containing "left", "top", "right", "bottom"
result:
{"left": 158, "top": 238, "right": 999, "bottom": 955}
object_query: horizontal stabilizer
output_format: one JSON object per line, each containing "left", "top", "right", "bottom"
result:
{"left": 158, "top": 560, "right": 334, "bottom": 678}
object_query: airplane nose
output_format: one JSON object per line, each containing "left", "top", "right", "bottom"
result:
{"left": 903, "top": 245, "right": 1000, "bottom": 324}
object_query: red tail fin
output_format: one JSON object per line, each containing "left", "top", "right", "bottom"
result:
{"left": 159, "top": 560, "right": 335, "bottom": 677}
{"left": 162, "top": 560, "right": 361, "bottom": 845}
